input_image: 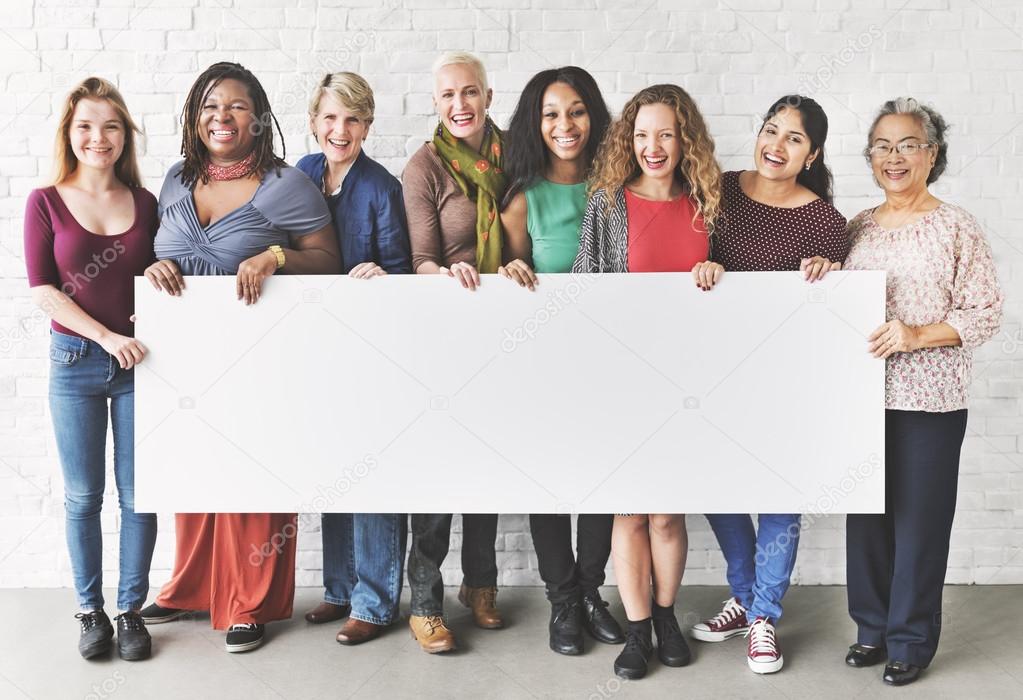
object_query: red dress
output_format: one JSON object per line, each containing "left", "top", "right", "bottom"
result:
{"left": 625, "top": 188, "right": 708, "bottom": 273}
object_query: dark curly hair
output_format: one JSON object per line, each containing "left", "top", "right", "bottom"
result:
{"left": 501, "top": 66, "right": 611, "bottom": 208}
{"left": 865, "top": 97, "right": 949, "bottom": 185}
{"left": 178, "top": 62, "right": 286, "bottom": 188}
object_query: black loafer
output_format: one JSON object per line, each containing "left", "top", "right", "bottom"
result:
{"left": 883, "top": 660, "right": 922, "bottom": 686}
{"left": 76, "top": 610, "right": 114, "bottom": 659}
{"left": 548, "top": 600, "right": 584, "bottom": 656}
{"left": 582, "top": 591, "right": 625, "bottom": 644}
{"left": 846, "top": 643, "right": 886, "bottom": 668}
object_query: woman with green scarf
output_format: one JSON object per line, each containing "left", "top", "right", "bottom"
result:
{"left": 402, "top": 51, "right": 508, "bottom": 654}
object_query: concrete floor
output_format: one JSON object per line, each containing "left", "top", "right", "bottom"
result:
{"left": 0, "top": 586, "right": 1020, "bottom": 699}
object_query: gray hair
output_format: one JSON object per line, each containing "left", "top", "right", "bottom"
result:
{"left": 865, "top": 97, "right": 949, "bottom": 184}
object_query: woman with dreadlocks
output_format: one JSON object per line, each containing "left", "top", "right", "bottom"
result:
{"left": 139, "top": 62, "right": 341, "bottom": 653}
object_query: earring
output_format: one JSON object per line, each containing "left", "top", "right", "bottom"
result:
{"left": 805, "top": 162, "right": 812, "bottom": 170}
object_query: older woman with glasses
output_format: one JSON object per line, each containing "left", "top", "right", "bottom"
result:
{"left": 842, "top": 97, "right": 1002, "bottom": 687}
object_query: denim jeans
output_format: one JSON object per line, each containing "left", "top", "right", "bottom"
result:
{"left": 705, "top": 513, "right": 801, "bottom": 622}
{"left": 408, "top": 514, "right": 498, "bottom": 617}
{"left": 48, "top": 330, "right": 157, "bottom": 611}
{"left": 321, "top": 513, "right": 407, "bottom": 625}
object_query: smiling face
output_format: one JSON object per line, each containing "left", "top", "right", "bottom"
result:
{"left": 869, "top": 113, "right": 936, "bottom": 196}
{"left": 198, "top": 78, "right": 257, "bottom": 165}
{"left": 754, "top": 106, "right": 816, "bottom": 183}
{"left": 540, "top": 81, "right": 591, "bottom": 164}
{"left": 311, "top": 93, "right": 369, "bottom": 170}
{"left": 632, "top": 102, "right": 682, "bottom": 182}
{"left": 433, "top": 63, "right": 491, "bottom": 144}
{"left": 68, "top": 98, "right": 125, "bottom": 173}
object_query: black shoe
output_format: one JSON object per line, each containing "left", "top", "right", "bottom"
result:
{"left": 76, "top": 610, "right": 114, "bottom": 659}
{"left": 582, "top": 591, "right": 625, "bottom": 644}
{"left": 613, "top": 620, "right": 653, "bottom": 680}
{"left": 846, "top": 643, "right": 886, "bottom": 668}
{"left": 225, "top": 623, "right": 264, "bottom": 653}
{"left": 115, "top": 611, "right": 152, "bottom": 661}
{"left": 140, "top": 602, "right": 189, "bottom": 625}
{"left": 548, "top": 599, "right": 585, "bottom": 656}
{"left": 652, "top": 611, "right": 692, "bottom": 667}
{"left": 883, "top": 661, "right": 922, "bottom": 686}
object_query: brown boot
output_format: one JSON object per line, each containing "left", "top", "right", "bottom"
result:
{"left": 409, "top": 615, "right": 457, "bottom": 654}
{"left": 304, "top": 602, "right": 350, "bottom": 625}
{"left": 336, "top": 618, "right": 384, "bottom": 646}
{"left": 458, "top": 584, "right": 504, "bottom": 629}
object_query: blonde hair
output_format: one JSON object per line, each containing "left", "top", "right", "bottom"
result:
{"left": 590, "top": 84, "right": 722, "bottom": 231}
{"left": 431, "top": 51, "right": 489, "bottom": 95}
{"left": 308, "top": 71, "right": 375, "bottom": 124}
{"left": 51, "top": 76, "right": 143, "bottom": 188}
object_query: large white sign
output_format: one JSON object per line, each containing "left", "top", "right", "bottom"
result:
{"left": 134, "top": 271, "right": 885, "bottom": 514}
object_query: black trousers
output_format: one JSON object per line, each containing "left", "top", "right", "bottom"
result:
{"left": 846, "top": 409, "right": 967, "bottom": 668}
{"left": 408, "top": 514, "right": 498, "bottom": 617}
{"left": 529, "top": 514, "right": 613, "bottom": 603}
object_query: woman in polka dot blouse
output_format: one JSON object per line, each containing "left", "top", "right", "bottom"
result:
{"left": 689, "top": 95, "right": 849, "bottom": 676}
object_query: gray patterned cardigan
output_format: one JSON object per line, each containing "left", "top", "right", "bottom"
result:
{"left": 570, "top": 186, "right": 629, "bottom": 273}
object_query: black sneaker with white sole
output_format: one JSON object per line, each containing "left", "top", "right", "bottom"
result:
{"left": 76, "top": 610, "right": 114, "bottom": 659}
{"left": 115, "top": 611, "right": 152, "bottom": 661}
{"left": 225, "top": 623, "right": 264, "bottom": 653}
{"left": 140, "top": 602, "right": 190, "bottom": 625}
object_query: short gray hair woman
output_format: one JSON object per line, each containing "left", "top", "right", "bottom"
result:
{"left": 842, "top": 97, "right": 1003, "bottom": 686}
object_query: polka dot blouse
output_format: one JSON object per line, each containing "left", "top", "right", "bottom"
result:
{"left": 711, "top": 171, "right": 849, "bottom": 271}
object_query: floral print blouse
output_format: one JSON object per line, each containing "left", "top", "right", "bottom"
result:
{"left": 844, "top": 202, "right": 1003, "bottom": 412}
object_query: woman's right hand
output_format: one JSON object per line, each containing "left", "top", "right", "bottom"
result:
{"left": 440, "top": 261, "right": 481, "bottom": 291}
{"left": 498, "top": 259, "right": 538, "bottom": 291}
{"left": 692, "top": 261, "right": 725, "bottom": 291}
{"left": 144, "top": 259, "right": 184, "bottom": 296}
{"left": 98, "top": 331, "right": 146, "bottom": 370}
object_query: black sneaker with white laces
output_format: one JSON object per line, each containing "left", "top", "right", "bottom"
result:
{"left": 76, "top": 610, "right": 114, "bottom": 659}
{"left": 115, "top": 611, "right": 152, "bottom": 661}
{"left": 140, "top": 602, "right": 190, "bottom": 624}
{"left": 225, "top": 623, "right": 265, "bottom": 653}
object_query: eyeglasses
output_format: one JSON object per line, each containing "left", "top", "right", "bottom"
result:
{"left": 867, "top": 142, "right": 933, "bottom": 158}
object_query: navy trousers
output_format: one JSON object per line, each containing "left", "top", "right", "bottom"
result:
{"left": 846, "top": 409, "right": 967, "bottom": 668}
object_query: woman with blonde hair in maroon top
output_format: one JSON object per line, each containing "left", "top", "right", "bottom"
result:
{"left": 572, "top": 83, "right": 721, "bottom": 680}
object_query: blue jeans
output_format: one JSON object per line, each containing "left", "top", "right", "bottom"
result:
{"left": 48, "top": 330, "right": 157, "bottom": 612}
{"left": 705, "top": 513, "right": 801, "bottom": 622}
{"left": 321, "top": 513, "right": 407, "bottom": 625}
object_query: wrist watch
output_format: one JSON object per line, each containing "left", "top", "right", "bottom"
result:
{"left": 267, "top": 244, "right": 285, "bottom": 270}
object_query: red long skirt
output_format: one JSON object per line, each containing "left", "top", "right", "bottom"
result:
{"left": 156, "top": 513, "right": 296, "bottom": 630}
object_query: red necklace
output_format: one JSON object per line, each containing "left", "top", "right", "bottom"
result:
{"left": 206, "top": 152, "right": 256, "bottom": 181}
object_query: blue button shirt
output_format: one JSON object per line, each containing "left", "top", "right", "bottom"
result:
{"left": 295, "top": 150, "right": 412, "bottom": 274}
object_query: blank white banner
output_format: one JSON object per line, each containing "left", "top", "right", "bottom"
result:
{"left": 134, "top": 271, "right": 885, "bottom": 514}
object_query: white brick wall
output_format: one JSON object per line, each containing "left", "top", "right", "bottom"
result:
{"left": 1, "top": 0, "right": 1021, "bottom": 591}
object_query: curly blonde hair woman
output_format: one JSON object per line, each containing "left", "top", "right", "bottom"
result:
{"left": 571, "top": 84, "right": 720, "bottom": 680}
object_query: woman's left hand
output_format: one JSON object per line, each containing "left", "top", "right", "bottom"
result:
{"left": 801, "top": 256, "right": 842, "bottom": 282}
{"left": 236, "top": 250, "right": 278, "bottom": 305}
{"left": 349, "top": 262, "right": 387, "bottom": 279}
{"left": 868, "top": 319, "right": 919, "bottom": 358}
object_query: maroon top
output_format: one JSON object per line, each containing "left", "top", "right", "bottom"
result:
{"left": 625, "top": 189, "right": 708, "bottom": 273}
{"left": 711, "top": 170, "right": 848, "bottom": 272}
{"left": 23, "top": 186, "right": 158, "bottom": 338}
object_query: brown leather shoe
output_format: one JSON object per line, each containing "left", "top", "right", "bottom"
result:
{"left": 409, "top": 615, "right": 457, "bottom": 654}
{"left": 336, "top": 618, "right": 384, "bottom": 645}
{"left": 458, "top": 584, "right": 504, "bottom": 629}
{"left": 304, "top": 602, "right": 350, "bottom": 624}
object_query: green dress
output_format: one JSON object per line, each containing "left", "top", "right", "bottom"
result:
{"left": 524, "top": 179, "right": 587, "bottom": 273}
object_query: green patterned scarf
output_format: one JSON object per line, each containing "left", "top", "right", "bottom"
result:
{"left": 432, "top": 118, "right": 507, "bottom": 273}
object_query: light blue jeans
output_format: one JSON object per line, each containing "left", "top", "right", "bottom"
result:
{"left": 321, "top": 513, "right": 407, "bottom": 625}
{"left": 48, "top": 330, "right": 157, "bottom": 612}
{"left": 705, "top": 514, "right": 801, "bottom": 622}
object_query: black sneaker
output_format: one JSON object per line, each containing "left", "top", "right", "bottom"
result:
{"left": 653, "top": 612, "right": 692, "bottom": 667}
{"left": 613, "top": 620, "right": 653, "bottom": 680}
{"left": 225, "top": 623, "right": 264, "bottom": 653}
{"left": 76, "top": 610, "right": 114, "bottom": 659}
{"left": 140, "top": 602, "right": 189, "bottom": 625}
{"left": 582, "top": 591, "right": 625, "bottom": 644}
{"left": 114, "top": 611, "right": 152, "bottom": 661}
{"left": 548, "top": 599, "right": 584, "bottom": 656}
